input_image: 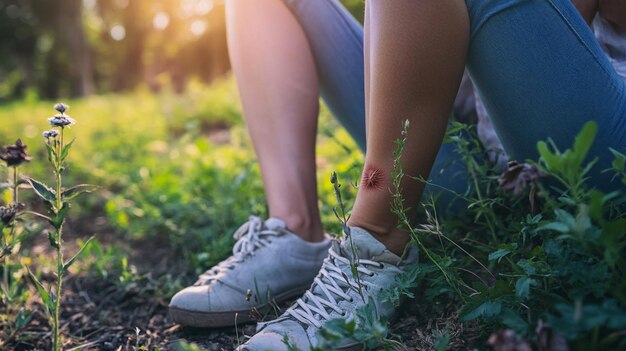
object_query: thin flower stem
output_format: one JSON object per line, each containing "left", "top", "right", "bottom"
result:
{"left": 52, "top": 127, "right": 64, "bottom": 351}
{"left": 13, "top": 167, "right": 18, "bottom": 204}
{"left": 53, "top": 243, "right": 62, "bottom": 350}
{"left": 3, "top": 167, "right": 18, "bottom": 303}
{"left": 58, "top": 129, "right": 64, "bottom": 210}
{"left": 467, "top": 159, "right": 498, "bottom": 242}
{"left": 2, "top": 248, "right": 8, "bottom": 303}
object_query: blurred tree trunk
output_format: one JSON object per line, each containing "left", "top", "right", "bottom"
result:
{"left": 207, "top": 5, "right": 230, "bottom": 81}
{"left": 14, "top": 52, "right": 35, "bottom": 88}
{"left": 112, "top": 0, "right": 146, "bottom": 91}
{"left": 58, "top": 0, "right": 94, "bottom": 96}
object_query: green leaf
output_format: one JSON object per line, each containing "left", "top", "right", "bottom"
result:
{"left": 461, "top": 300, "right": 502, "bottom": 321}
{"left": 47, "top": 231, "right": 59, "bottom": 249}
{"left": 350, "top": 264, "right": 359, "bottom": 282}
{"left": 489, "top": 249, "right": 512, "bottom": 262}
{"left": 610, "top": 148, "right": 626, "bottom": 169}
{"left": 537, "top": 222, "right": 570, "bottom": 233}
{"left": 500, "top": 309, "right": 530, "bottom": 335}
{"left": 572, "top": 121, "right": 597, "bottom": 167}
{"left": 62, "top": 184, "right": 98, "bottom": 201}
{"left": 51, "top": 202, "right": 70, "bottom": 230}
{"left": 609, "top": 147, "right": 626, "bottom": 184}
{"left": 319, "top": 318, "right": 355, "bottom": 341}
{"left": 515, "top": 276, "right": 537, "bottom": 299}
{"left": 434, "top": 332, "right": 450, "bottom": 351}
{"left": 588, "top": 190, "right": 605, "bottom": 221}
{"left": 26, "top": 266, "right": 52, "bottom": 315}
{"left": 600, "top": 219, "right": 626, "bottom": 266}
{"left": 537, "top": 140, "right": 561, "bottom": 172}
{"left": 63, "top": 236, "right": 95, "bottom": 272}
{"left": 15, "top": 309, "right": 32, "bottom": 329}
{"left": 61, "top": 138, "right": 75, "bottom": 161}
{"left": 602, "top": 219, "right": 626, "bottom": 241}
{"left": 45, "top": 143, "right": 57, "bottom": 164}
{"left": 25, "top": 177, "right": 57, "bottom": 205}
{"left": 516, "top": 259, "right": 536, "bottom": 275}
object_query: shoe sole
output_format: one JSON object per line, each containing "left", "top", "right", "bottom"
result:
{"left": 168, "top": 286, "right": 308, "bottom": 328}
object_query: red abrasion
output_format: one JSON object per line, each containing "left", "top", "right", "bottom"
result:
{"left": 361, "top": 166, "right": 385, "bottom": 190}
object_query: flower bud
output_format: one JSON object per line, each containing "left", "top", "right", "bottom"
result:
{"left": 54, "top": 102, "right": 69, "bottom": 113}
{"left": 43, "top": 130, "right": 60, "bottom": 138}
{"left": 0, "top": 139, "right": 32, "bottom": 167}
{"left": 0, "top": 205, "right": 17, "bottom": 225}
{"left": 48, "top": 114, "right": 76, "bottom": 127}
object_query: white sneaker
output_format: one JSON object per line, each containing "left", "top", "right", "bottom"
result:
{"left": 169, "top": 216, "right": 331, "bottom": 328}
{"left": 236, "top": 226, "right": 417, "bottom": 351}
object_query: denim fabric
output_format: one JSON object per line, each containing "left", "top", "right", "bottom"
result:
{"left": 280, "top": 0, "right": 626, "bottom": 196}
{"left": 466, "top": 0, "right": 626, "bottom": 189}
{"left": 282, "top": 0, "right": 367, "bottom": 151}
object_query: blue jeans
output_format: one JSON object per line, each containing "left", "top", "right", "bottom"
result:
{"left": 281, "top": 0, "right": 626, "bottom": 198}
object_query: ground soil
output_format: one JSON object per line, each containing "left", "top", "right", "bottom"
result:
{"left": 1, "top": 210, "right": 483, "bottom": 351}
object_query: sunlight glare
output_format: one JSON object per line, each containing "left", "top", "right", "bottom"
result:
{"left": 196, "top": 0, "right": 214, "bottom": 15}
{"left": 110, "top": 25, "right": 126, "bottom": 41}
{"left": 190, "top": 20, "right": 207, "bottom": 36}
{"left": 82, "top": 0, "right": 96, "bottom": 10}
{"left": 153, "top": 12, "right": 170, "bottom": 30}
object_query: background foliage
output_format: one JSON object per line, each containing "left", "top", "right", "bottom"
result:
{"left": 0, "top": 0, "right": 363, "bottom": 100}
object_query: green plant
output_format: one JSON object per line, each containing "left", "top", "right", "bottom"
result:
{"left": 389, "top": 120, "right": 626, "bottom": 349}
{"left": 25, "top": 103, "right": 97, "bottom": 351}
{"left": 104, "top": 136, "right": 267, "bottom": 274}
{"left": 312, "top": 170, "right": 407, "bottom": 350}
{"left": 315, "top": 301, "right": 403, "bottom": 351}
{"left": 0, "top": 138, "right": 33, "bottom": 347}
{"left": 76, "top": 237, "right": 126, "bottom": 280}
{"left": 330, "top": 171, "right": 367, "bottom": 301}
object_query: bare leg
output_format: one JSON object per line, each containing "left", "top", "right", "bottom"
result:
{"left": 226, "top": 0, "right": 324, "bottom": 242}
{"left": 348, "top": 0, "right": 470, "bottom": 255}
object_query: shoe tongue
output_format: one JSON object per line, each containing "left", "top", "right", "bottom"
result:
{"left": 340, "top": 227, "right": 402, "bottom": 265}
{"left": 264, "top": 217, "right": 286, "bottom": 231}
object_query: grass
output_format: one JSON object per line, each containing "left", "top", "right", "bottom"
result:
{"left": 0, "top": 77, "right": 361, "bottom": 269}
{"left": 1, "top": 76, "right": 625, "bottom": 350}
{"left": 0, "top": 76, "right": 363, "bottom": 349}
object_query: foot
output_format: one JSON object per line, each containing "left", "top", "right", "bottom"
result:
{"left": 236, "top": 226, "right": 417, "bottom": 350}
{"left": 169, "top": 216, "right": 331, "bottom": 328}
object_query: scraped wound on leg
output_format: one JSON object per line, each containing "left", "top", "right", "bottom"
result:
{"left": 361, "top": 166, "right": 384, "bottom": 190}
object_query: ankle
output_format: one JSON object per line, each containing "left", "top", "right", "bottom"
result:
{"left": 346, "top": 219, "right": 409, "bottom": 256}
{"left": 275, "top": 213, "right": 325, "bottom": 242}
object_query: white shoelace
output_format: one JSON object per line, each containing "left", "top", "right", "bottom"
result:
{"left": 195, "top": 216, "right": 281, "bottom": 285}
{"left": 285, "top": 246, "right": 384, "bottom": 328}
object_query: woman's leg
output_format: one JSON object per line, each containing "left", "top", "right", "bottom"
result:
{"left": 465, "top": 0, "right": 626, "bottom": 190}
{"left": 237, "top": 4, "right": 470, "bottom": 348}
{"left": 280, "top": 0, "right": 472, "bottom": 210}
{"left": 347, "top": 0, "right": 626, "bottom": 255}
{"left": 171, "top": 2, "right": 337, "bottom": 327}
{"left": 278, "top": 0, "right": 367, "bottom": 150}
{"left": 226, "top": 0, "right": 324, "bottom": 241}
{"left": 347, "top": 0, "right": 470, "bottom": 255}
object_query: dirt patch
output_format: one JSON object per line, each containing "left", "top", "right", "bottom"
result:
{"left": 1, "top": 215, "right": 483, "bottom": 351}
{"left": 4, "top": 274, "right": 481, "bottom": 350}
